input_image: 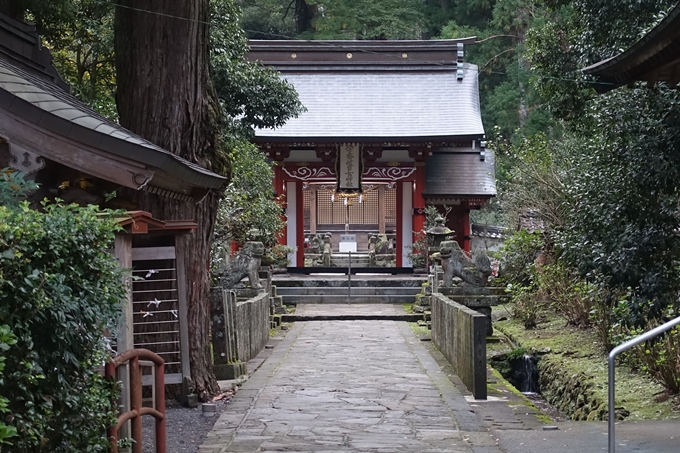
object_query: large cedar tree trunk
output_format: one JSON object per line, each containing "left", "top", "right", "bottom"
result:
{"left": 113, "top": 0, "right": 223, "bottom": 400}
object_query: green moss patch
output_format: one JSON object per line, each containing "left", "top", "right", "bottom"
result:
{"left": 493, "top": 314, "right": 680, "bottom": 420}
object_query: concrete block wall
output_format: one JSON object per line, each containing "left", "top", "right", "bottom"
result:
{"left": 430, "top": 293, "right": 487, "bottom": 400}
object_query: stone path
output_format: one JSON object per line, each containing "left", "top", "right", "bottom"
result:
{"left": 200, "top": 320, "right": 500, "bottom": 453}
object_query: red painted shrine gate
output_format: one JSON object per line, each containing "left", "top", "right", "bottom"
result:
{"left": 249, "top": 40, "right": 496, "bottom": 268}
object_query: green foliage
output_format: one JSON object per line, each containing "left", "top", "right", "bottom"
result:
{"left": 535, "top": 262, "right": 597, "bottom": 328}
{"left": 267, "top": 244, "right": 296, "bottom": 269}
{"left": 0, "top": 170, "right": 38, "bottom": 208}
{"left": 43, "top": 0, "right": 117, "bottom": 120}
{"left": 0, "top": 202, "right": 124, "bottom": 452}
{"left": 496, "top": 230, "right": 545, "bottom": 329}
{"left": 612, "top": 305, "right": 680, "bottom": 395}
{"left": 214, "top": 140, "right": 284, "bottom": 252}
{"left": 557, "top": 88, "right": 680, "bottom": 326}
{"left": 495, "top": 230, "right": 542, "bottom": 287}
{"left": 525, "top": 0, "right": 676, "bottom": 121}
{"left": 211, "top": 0, "right": 304, "bottom": 138}
{"left": 301, "top": 0, "right": 425, "bottom": 40}
{"left": 0, "top": 325, "right": 18, "bottom": 445}
{"left": 497, "top": 132, "right": 571, "bottom": 229}
{"left": 239, "top": 0, "right": 426, "bottom": 40}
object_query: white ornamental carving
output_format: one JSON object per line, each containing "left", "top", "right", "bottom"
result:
{"left": 7, "top": 143, "right": 45, "bottom": 176}
{"left": 283, "top": 166, "right": 334, "bottom": 181}
{"left": 363, "top": 167, "right": 416, "bottom": 181}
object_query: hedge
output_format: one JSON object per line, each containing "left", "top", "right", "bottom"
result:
{"left": 0, "top": 202, "right": 125, "bottom": 452}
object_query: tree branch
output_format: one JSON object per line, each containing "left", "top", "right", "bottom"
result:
{"left": 475, "top": 34, "right": 519, "bottom": 44}
{"left": 481, "top": 48, "right": 515, "bottom": 70}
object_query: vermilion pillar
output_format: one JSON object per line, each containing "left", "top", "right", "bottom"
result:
{"left": 296, "top": 182, "right": 304, "bottom": 267}
{"left": 396, "top": 182, "right": 403, "bottom": 267}
{"left": 412, "top": 163, "right": 427, "bottom": 243}
{"left": 273, "top": 164, "right": 286, "bottom": 246}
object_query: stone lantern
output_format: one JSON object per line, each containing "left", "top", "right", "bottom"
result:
{"left": 426, "top": 216, "right": 454, "bottom": 252}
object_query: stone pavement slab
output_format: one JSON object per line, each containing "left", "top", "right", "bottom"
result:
{"left": 200, "top": 320, "right": 500, "bottom": 453}
{"left": 492, "top": 420, "right": 680, "bottom": 453}
{"left": 294, "top": 304, "right": 407, "bottom": 316}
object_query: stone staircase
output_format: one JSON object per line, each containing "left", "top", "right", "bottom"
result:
{"left": 271, "top": 274, "right": 427, "bottom": 305}
{"left": 330, "top": 253, "right": 371, "bottom": 267}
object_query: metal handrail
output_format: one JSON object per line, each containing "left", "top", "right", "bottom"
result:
{"left": 106, "top": 348, "right": 166, "bottom": 453}
{"left": 347, "top": 251, "right": 352, "bottom": 302}
{"left": 608, "top": 315, "right": 680, "bottom": 453}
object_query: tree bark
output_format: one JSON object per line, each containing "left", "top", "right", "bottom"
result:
{"left": 113, "top": 0, "right": 223, "bottom": 400}
{"left": 295, "top": 0, "right": 315, "bottom": 34}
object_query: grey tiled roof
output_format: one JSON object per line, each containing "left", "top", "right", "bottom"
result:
{"left": 423, "top": 149, "right": 496, "bottom": 197}
{"left": 0, "top": 56, "right": 226, "bottom": 190}
{"left": 255, "top": 64, "right": 484, "bottom": 140}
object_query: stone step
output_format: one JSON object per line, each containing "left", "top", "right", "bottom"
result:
{"left": 281, "top": 294, "right": 417, "bottom": 305}
{"left": 272, "top": 278, "right": 427, "bottom": 288}
{"left": 281, "top": 313, "right": 424, "bottom": 322}
{"left": 331, "top": 260, "right": 372, "bottom": 267}
{"left": 275, "top": 287, "right": 421, "bottom": 296}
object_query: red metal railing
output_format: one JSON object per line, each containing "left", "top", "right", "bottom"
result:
{"left": 106, "top": 349, "right": 166, "bottom": 453}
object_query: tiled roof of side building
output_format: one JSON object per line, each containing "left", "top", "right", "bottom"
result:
{"left": 0, "top": 58, "right": 225, "bottom": 190}
{"left": 423, "top": 148, "right": 496, "bottom": 197}
{"left": 255, "top": 64, "right": 484, "bottom": 140}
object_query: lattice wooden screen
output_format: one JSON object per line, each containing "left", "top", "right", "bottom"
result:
{"left": 314, "top": 187, "right": 381, "bottom": 225}
{"left": 385, "top": 185, "right": 397, "bottom": 231}
{"left": 130, "top": 247, "right": 188, "bottom": 385}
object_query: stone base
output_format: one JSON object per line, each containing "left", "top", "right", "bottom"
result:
{"left": 213, "top": 362, "right": 247, "bottom": 380}
{"left": 235, "top": 288, "right": 261, "bottom": 299}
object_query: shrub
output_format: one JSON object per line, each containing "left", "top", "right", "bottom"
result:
{"left": 495, "top": 230, "right": 543, "bottom": 287}
{"left": 0, "top": 202, "right": 125, "bottom": 452}
{"left": 535, "top": 262, "right": 597, "bottom": 328}
{"left": 612, "top": 305, "right": 680, "bottom": 395}
{"left": 506, "top": 283, "right": 541, "bottom": 329}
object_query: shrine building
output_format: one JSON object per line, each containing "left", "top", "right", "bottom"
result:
{"left": 248, "top": 39, "right": 496, "bottom": 268}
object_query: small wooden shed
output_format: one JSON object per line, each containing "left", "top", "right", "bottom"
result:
{"left": 0, "top": 13, "right": 227, "bottom": 386}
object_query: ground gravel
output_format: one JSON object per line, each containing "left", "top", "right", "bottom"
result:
{"left": 141, "top": 397, "right": 229, "bottom": 453}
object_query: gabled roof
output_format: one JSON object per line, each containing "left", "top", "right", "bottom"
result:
{"left": 583, "top": 4, "right": 680, "bottom": 92}
{"left": 0, "top": 12, "right": 227, "bottom": 199}
{"left": 423, "top": 148, "right": 496, "bottom": 197}
{"left": 249, "top": 39, "right": 485, "bottom": 142}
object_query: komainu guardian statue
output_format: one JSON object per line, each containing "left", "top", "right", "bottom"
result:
{"left": 432, "top": 240, "right": 492, "bottom": 287}
{"left": 218, "top": 241, "right": 265, "bottom": 289}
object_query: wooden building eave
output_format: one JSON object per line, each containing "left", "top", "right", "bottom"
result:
{"left": 583, "top": 4, "right": 680, "bottom": 92}
{"left": 0, "top": 107, "right": 209, "bottom": 201}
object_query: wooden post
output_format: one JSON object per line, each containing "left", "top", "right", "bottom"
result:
{"left": 463, "top": 209, "right": 471, "bottom": 255}
{"left": 309, "top": 186, "right": 317, "bottom": 235}
{"left": 175, "top": 246, "right": 191, "bottom": 382}
{"left": 378, "top": 184, "right": 386, "bottom": 235}
{"left": 113, "top": 233, "right": 133, "bottom": 441}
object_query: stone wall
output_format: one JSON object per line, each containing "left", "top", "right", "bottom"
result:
{"left": 210, "top": 288, "right": 271, "bottom": 380}
{"left": 538, "top": 356, "right": 618, "bottom": 421}
{"left": 431, "top": 293, "right": 487, "bottom": 399}
{"left": 234, "top": 292, "right": 270, "bottom": 361}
